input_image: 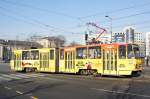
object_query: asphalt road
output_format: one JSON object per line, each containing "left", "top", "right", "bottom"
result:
{"left": 0, "top": 63, "right": 150, "bottom": 99}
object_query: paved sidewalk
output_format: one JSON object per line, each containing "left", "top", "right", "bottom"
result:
{"left": 0, "top": 63, "right": 11, "bottom": 73}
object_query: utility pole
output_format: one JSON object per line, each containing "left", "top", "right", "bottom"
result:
{"left": 105, "top": 15, "right": 112, "bottom": 43}
{"left": 15, "top": 35, "right": 19, "bottom": 50}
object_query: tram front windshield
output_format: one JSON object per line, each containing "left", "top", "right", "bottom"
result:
{"left": 128, "top": 44, "right": 140, "bottom": 59}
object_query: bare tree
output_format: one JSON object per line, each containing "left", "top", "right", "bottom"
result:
{"left": 26, "top": 34, "right": 66, "bottom": 48}
{"left": 69, "top": 41, "right": 81, "bottom": 47}
{"left": 56, "top": 35, "right": 66, "bottom": 47}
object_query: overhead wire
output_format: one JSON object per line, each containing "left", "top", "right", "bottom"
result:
{"left": 70, "top": 10, "right": 150, "bottom": 31}
{"left": 105, "top": 19, "right": 150, "bottom": 29}
{"left": 0, "top": 11, "right": 38, "bottom": 26}
{"left": 79, "top": 1, "right": 150, "bottom": 19}
{"left": 0, "top": 6, "right": 58, "bottom": 30}
{"left": 2, "top": 0, "right": 150, "bottom": 29}
{"left": 0, "top": 0, "right": 83, "bottom": 22}
{"left": 1, "top": 0, "right": 150, "bottom": 36}
{"left": 0, "top": 6, "right": 81, "bottom": 35}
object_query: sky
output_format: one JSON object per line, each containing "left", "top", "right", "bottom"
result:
{"left": 0, "top": 0, "right": 150, "bottom": 44}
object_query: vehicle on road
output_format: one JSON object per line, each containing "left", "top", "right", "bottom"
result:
{"left": 10, "top": 43, "right": 144, "bottom": 76}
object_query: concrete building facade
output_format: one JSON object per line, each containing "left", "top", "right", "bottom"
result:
{"left": 112, "top": 27, "right": 135, "bottom": 43}
{"left": 112, "top": 27, "right": 145, "bottom": 57}
{"left": 146, "top": 32, "right": 150, "bottom": 56}
{"left": 112, "top": 32, "right": 125, "bottom": 43}
{"left": 134, "top": 32, "right": 145, "bottom": 57}
{"left": 0, "top": 39, "right": 42, "bottom": 62}
{"left": 30, "top": 36, "right": 65, "bottom": 48}
{"left": 123, "top": 26, "right": 135, "bottom": 43}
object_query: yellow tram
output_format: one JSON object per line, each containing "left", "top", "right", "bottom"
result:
{"left": 10, "top": 48, "right": 59, "bottom": 72}
{"left": 10, "top": 43, "right": 143, "bottom": 76}
{"left": 61, "top": 43, "right": 143, "bottom": 76}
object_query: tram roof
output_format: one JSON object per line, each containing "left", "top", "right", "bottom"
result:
{"left": 64, "top": 43, "right": 132, "bottom": 48}
{"left": 13, "top": 47, "right": 56, "bottom": 52}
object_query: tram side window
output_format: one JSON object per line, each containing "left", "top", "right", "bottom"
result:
{"left": 22, "top": 51, "right": 30, "bottom": 60}
{"left": 119, "top": 45, "right": 126, "bottom": 59}
{"left": 88, "top": 46, "right": 101, "bottom": 59}
{"left": 133, "top": 46, "right": 140, "bottom": 57}
{"left": 50, "top": 49, "right": 54, "bottom": 60}
{"left": 76, "top": 48, "right": 87, "bottom": 59}
{"left": 127, "top": 44, "right": 140, "bottom": 58}
{"left": 128, "top": 45, "right": 133, "bottom": 59}
{"left": 11, "top": 52, "right": 14, "bottom": 60}
{"left": 60, "top": 49, "right": 64, "bottom": 60}
{"left": 31, "top": 50, "right": 39, "bottom": 60}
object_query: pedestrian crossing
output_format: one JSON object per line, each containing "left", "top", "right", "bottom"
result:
{"left": 0, "top": 73, "right": 48, "bottom": 82}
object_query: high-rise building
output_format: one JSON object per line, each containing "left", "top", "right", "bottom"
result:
{"left": 134, "top": 32, "right": 144, "bottom": 44}
{"left": 146, "top": 32, "right": 150, "bottom": 56}
{"left": 123, "top": 26, "right": 135, "bottom": 43}
{"left": 134, "top": 32, "right": 145, "bottom": 57}
{"left": 112, "top": 26, "right": 145, "bottom": 57}
{"left": 112, "top": 26, "right": 135, "bottom": 43}
{"left": 112, "top": 32, "right": 125, "bottom": 43}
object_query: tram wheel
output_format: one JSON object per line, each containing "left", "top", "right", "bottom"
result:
{"left": 25, "top": 68, "right": 31, "bottom": 73}
{"left": 131, "top": 71, "right": 141, "bottom": 77}
{"left": 80, "top": 70, "right": 84, "bottom": 75}
{"left": 80, "top": 70, "right": 87, "bottom": 75}
{"left": 93, "top": 70, "right": 99, "bottom": 77}
{"left": 34, "top": 68, "right": 38, "bottom": 73}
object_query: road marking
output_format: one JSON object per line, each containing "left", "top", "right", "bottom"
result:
{"left": 16, "top": 73, "right": 34, "bottom": 78}
{"left": 143, "top": 75, "right": 150, "bottom": 79}
{"left": 40, "top": 76, "right": 66, "bottom": 82}
{"left": 4, "top": 86, "right": 12, "bottom": 90}
{"left": 87, "top": 76, "right": 150, "bottom": 83}
{"left": 48, "top": 74, "right": 143, "bottom": 83}
{"left": 1, "top": 74, "right": 20, "bottom": 79}
{"left": 16, "top": 73, "right": 45, "bottom": 78}
{"left": 0, "top": 76, "right": 12, "bottom": 81}
{"left": 91, "top": 88, "right": 150, "bottom": 98}
{"left": 30, "top": 96, "right": 38, "bottom": 99}
{"left": 28, "top": 73, "right": 45, "bottom": 77}
{"left": 16, "top": 91, "right": 23, "bottom": 94}
{"left": 10, "top": 74, "right": 29, "bottom": 78}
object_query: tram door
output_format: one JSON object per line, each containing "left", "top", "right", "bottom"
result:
{"left": 65, "top": 50, "right": 75, "bottom": 73}
{"left": 102, "top": 46, "right": 117, "bottom": 75}
{"left": 40, "top": 52, "right": 49, "bottom": 71}
{"left": 14, "top": 51, "right": 22, "bottom": 71}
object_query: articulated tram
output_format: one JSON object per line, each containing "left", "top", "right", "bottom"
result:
{"left": 10, "top": 43, "right": 144, "bottom": 76}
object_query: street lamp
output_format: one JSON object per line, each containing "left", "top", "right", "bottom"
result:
{"left": 105, "top": 15, "right": 112, "bottom": 43}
